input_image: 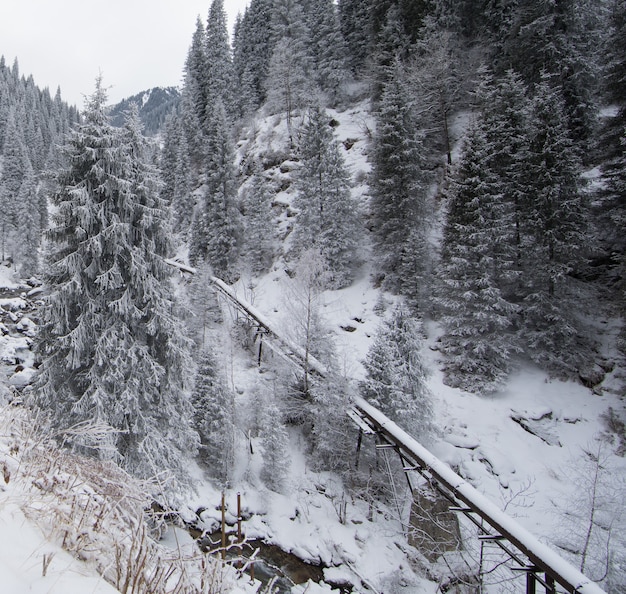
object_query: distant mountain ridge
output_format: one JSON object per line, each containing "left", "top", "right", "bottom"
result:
{"left": 108, "top": 87, "right": 180, "bottom": 135}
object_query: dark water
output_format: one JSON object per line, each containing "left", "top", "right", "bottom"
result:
{"left": 198, "top": 532, "right": 325, "bottom": 593}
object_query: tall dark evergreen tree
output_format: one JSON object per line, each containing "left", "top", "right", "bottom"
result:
{"left": 33, "top": 84, "right": 198, "bottom": 489}
{"left": 370, "top": 63, "right": 431, "bottom": 303}
{"left": 191, "top": 347, "right": 235, "bottom": 486}
{"left": 337, "top": 0, "right": 373, "bottom": 75}
{"left": 304, "top": 0, "right": 350, "bottom": 102}
{"left": 521, "top": 76, "right": 591, "bottom": 374}
{"left": 436, "top": 118, "right": 520, "bottom": 393}
{"left": 232, "top": 0, "right": 275, "bottom": 111}
{"left": 499, "top": 0, "right": 599, "bottom": 142}
{"left": 265, "top": 0, "right": 315, "bottom": 139}
{"left": 0, "top": 111, "right": 28, "bottom": 262}
{"left": 241, "top": 167, "right": 276, "bottom": 275}
{"left": 189, "top": 100, "right": 240, "bottom": 281}
{"left": 205, "top": 0, "right": 237, "bottom": 121}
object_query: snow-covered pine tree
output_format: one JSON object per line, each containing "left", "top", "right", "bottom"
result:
{"left": 598, "top": 0, "right": 626, "bottom": 335}
{"left": 191, "top": 347, "right": 235, "bottom": 486}
{"left": 0, "top": 111, "right": 28, "bottom": 261}
{"left": 282, "top": 248, "right": 334, "bottom": 398}
{"left": 260, "top": 398, "right": 290, "bottom": 493}
{"left": 241, "top": 167, "right": 276, "bottom": 275}
{"left": 304, "top": 0, "right": 350, "bottom": 103}
{"left": 185, "top": 259, "right": 223, "bottom": 350}
{"left": 309, "top": 374, "right": 356, "bottom": 474}
{"left": 290, "top": 105, "right": 361, "bottom": 289}
{"left": 499, "top": 0, "right": 599, "bottom": 143}
{"left": 205, "top": 0, "right": 237, "bottom": 121}
{"left": 370, "top": 62, "right": 431, "bottom": 305}
{"left": 33, "top": 83, "right": 198, "bottom": 490}
{"left": 337, "top": 0, "right": 373, "bottom": 76}
{"left": 232, "top": 0, "right": 275, "bottom": 111}
{"left": 179, "top": 18, "right": 209, "bottom": 171}
{"left": 477, "top": 68, "right": 533, "bottom": 302}
{"left": 435, "top": 116, "right": 519, "bottom": 393}
{"left": 189, "top": 99, "right": 240, "bottom": 281}
{"left": 170, "top": 125, "right": 194, "bottom": 236}
{"left": 409, "top": 19, "right": 461, "bottom": 166}
{"left": 521, "top": 75, "right": 592, "bottom": 376}
{"left": 360, "top": 305, "right": 434, "bottom": 441}
{"left": 15, "top": 161, "right": 40, "bottom": 276}
{"left": 371, "top": 4, "right": 412, "bottom": 100}
{"left": 265, "top": 0, "right": 315, "bottom": 141}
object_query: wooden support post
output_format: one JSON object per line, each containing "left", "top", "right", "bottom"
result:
{"left": 355, "top": 428, "right": 363, "bottom": 470}
{"left": 221, "top": 492, "right": 226, "bottom": 561}
{"left": 527, "top": 572, "right": 536, "bottom": 594}
{"left": 257, "top": 333, "right": 263, "bottom": 366}
{"left": 545, "top": 574, "right": 555, "bottom": 594}
{"left": 237, "top": 492, "right": 242, "bottom": 542}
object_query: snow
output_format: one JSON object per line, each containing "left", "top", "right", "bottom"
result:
{"left": 0, "top": 501, "right": 119, "bottom": 594}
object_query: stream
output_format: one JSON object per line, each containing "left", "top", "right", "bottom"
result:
{"left": 191, "top": 528, "right": 352, "bottom": 593}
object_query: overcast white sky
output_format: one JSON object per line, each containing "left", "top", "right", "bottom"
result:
{"left": 1, "top": 0, "right": 249, "bottom": 107}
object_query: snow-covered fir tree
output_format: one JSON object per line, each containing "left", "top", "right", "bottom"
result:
{"left": 360, "top": 305, "right": 434, "bottom": 441}
{"left": 260, "top": 398, "right": 291, "bottom": 493}
{"left": 521, "top": 75, "right": 591, "bottom": 376}
{"left": 232, "top": 0, "right": 275, "bottom": 113}
{"left": 191, "top": 347, "right": 235, "bottom": 486}
{"left": 14, "top": 161, "right": 40, "bottom": 276}
{"left": 290, "top": 105, "right": 361, "bottom": 289}
{"left": 185, "top": 259, "right": 223, "bottom": 350}
{"left": 309, "top": 374, "right": 356, "bottom": 474}
{"left": 370, "top": 62, "right": 432, "bottom": 304}
{"left": 205, "top": 0, "right": 237, "bottom": 121}
{"left": 33, "top": 83, "right": 198, "bottom": 490}
{"left": 189, "top": 99, "right": 240, "bottom": 281}
{"left": 0, "top": 112, "right": 28, "bottom": 262}
{"left": 265, "top": 0, "right": 314, "bottom": 140}
{"left": 241, "top": 167, "right": 276, "bottom": 275}
{"left": 435, "top": 117, "right": 520, "bottom": 393}
{"left": 304, "top": 0, "right": 350, "bottom": 103}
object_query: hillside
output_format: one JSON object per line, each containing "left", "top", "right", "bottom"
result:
{"left": 2, "top": 94, "right": 625, "bottom": 592}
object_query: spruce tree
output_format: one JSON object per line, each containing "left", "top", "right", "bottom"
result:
{"left": 305, "top": 0, "right": 350, "bottom": 102}
{"left": 33, "top": 83, "right": 198, "bottom": 489}
{"left": 189, "top": 100, "right": 240, "bottom": 281}
{"left": 521, "top": 76, "right": 591, "bottom": 375}
{"left": 191, "top": 348, "right": 235, "bottom": 486}
{"left": 232, "top": 0, "right": 275, "bottom": 111}
{"left": 15, "top": 162, "right": 40, "bottom": 276}
{"left": 0, "top": 111, "right": 28, "bottom": 261}
{"left": 290, "top": 105, "right": 361, "bottom": 289}
{"left": 265, "top": 0, "right": 315, "bottom": 139}
{"left": 435, "top": 118, "right": 520, "bottom": 393}
{"left": 206, "top": 0, "right": 237, "bottom": 121}
{"left": 260, "top": 399, "right": 290, "bottom": 493}
{"left": 370, "top": 63, "right": 431, "bottom": 302}
{"left": 241, "top": 168, "right": 276, "bottom": 275}
{"left": 360, "top": 306, "right": 434, "bottom": 441}
{"left": 337, "top": 0, "right": 373, "bottom": 75}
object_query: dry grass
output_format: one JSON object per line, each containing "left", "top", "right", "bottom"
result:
{"left": 0, "top": 404, "right": 236, "bottom": 593}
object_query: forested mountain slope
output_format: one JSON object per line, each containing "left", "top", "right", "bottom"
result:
{"left": 1, "top": 0, "right": 625, "bottom": 592}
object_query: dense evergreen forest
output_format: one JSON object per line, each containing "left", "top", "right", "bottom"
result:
{"left": 1, "top": 0, "right": 626, "bottom": 590}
